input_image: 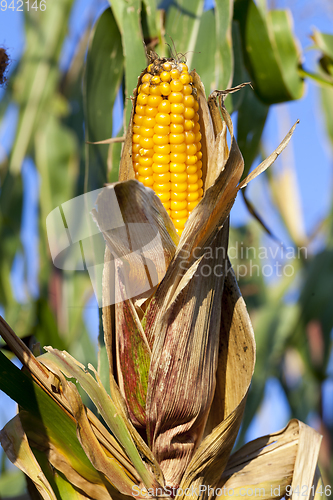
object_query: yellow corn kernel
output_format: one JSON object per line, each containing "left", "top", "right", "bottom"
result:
{"left": 132, "top": 58, "right": 204, "bottom": 234}
{"left": 171, "top": 191, "right": 187, "bottom": 201}
{"left": 171, "top": 199, "right": 187, "bottom": 210}
{"left": 170, "top": 163, "right": 186, "bottom": 173}
{"left": 152, "top": 163, "right": 169, "bottom": 174}
{"left": 162, "top": 201, "right": 171, "bottom": 210}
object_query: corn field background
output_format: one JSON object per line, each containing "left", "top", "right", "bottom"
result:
{"left": 0, "top": 0, "right": 333, "bottom": 497}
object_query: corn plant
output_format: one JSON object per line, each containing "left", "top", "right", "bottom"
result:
{"left": 1, "top": 0, "right": 333, "bottom": 498}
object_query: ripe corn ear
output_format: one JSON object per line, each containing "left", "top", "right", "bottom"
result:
{"left": 132, "top": 58, "right": 203, "bottom": 236}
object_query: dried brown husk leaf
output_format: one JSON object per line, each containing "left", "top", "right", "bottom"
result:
{"left": 216, "top": 420, "right": 322, "bottom": 500}
{"left": 145, "top": 224, "right": 230, "bottom": 488}
{"left": 93, "top": 181, "right": 178, "bottom": 429}
{"left": 0, "top": 415, "right": 57, "bottom": 500}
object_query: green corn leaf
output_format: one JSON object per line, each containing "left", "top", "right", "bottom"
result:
{"left": 108, "top": 0, "right": 147, "bottom": 125}
{"left": 235, "top": 0, "right": 304, "bottom": 104}
{"left": 0, "top": 351, "right": 102, "bottom": 484}
{"left": 311, "top": 29, "right": 333, "bottom": 60}
{"left": 84, "top": 7, "right": 124, "bottom": 190}
{"left": 164, "top": 0, "right": 205, "bottom": 71}
{"left": 9, "top": 0, "right": 75, "bottom": 174}
{"left": 215, "top": 0, "right": 233, "bottom": 90}
{"left": 191, "top": 9, "right": 216, "bottom": 96}
{"left": 40, "top": 348, "right": 161, "bottom": 490}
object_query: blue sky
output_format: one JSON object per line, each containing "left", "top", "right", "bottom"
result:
{"left": 0, "top": 0, "right": 333, "bottom": 457}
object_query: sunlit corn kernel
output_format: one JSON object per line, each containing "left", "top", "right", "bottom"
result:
{"left": 171, "top": 182, "right": 187, "bottom": 193}
{"left": 136, "top": 105, "right": 146, "bottom": 115}
{"left": 151, "top": 75, "right": 160, "bottom": 84}
{"left": 186, "top": 143, "right": 197, "bottom": 154}
{"left": 154, "top": 144, "right": 171, "bottom": 154}
{"left": 141, "top": 82, "right": 151, "bottom": 94}
{"left": 186, "top": 165, "right": 197, "bottom": 174}
{"left": 171, "top": 103, "right": 185, "bottom": 114}
{"left": 154, "top": 124, "right": 170, "bottom": 135}
{"left": 145, "top": 106, "right": 158, "bottom": 117}
{"left": 157, "top": 191, "right": 171, "bottom": 202}
{"left": 170, "top": 143, "right": 186, "bottom": 153}
{"left": 143, "top": 116, "right": 156, "bottom": 127}
{"left": 184, "top": 107, "right": 195, "bottom": 119}
{"left": 171, "top": 209, "right": 188, "bottom": 219}
{"left": 147, "top": 63, "right": 153, "bottom": 72}
{"left": 153, "top": 135, "right": 169, "bottom": 145}
{"left": 160, "top": 71, "right": 171, "bottom": 82}
{"left": 133, "top": 134, "right": 141, "bottom": 144}
{"left": 171, "top": 199, "right": 187, "bottom": 210}
{"left": 133, "top": 162, "right": 140, "bottom": 172}
{"left": 134, "top": 114, "right": 144, "bottom": 125}
{"left": 188, "top": 173, "right": 199, "bottom": 185}
{"left": 171, "top": 172, "right": 187, "bottom": 183}
{"left": 138, "top": 166, "right": 153, "bottom": 176}
{"left": 133, "top": 125, "right": 141, "bottom": 134}
{"left": 184, "top": 119, "right": 195, "bottom": 131}
{"left": 153, "top": 182, "right": 171, "bottom": 193}
{"left": 170, "top": 79, "right": 184, "bottom": 92}
{"left": 188, "top": 199, "right": 199, "bottom": 211}
{"left": 156, "top": 113, "right": 171, "bottom": 125}
{"left": 170, "top": 68, "right": 181, "bottom": 79}
{"left": 193, "top": 122, "right": 200, "bottom": 133}
{"left": 150, "top": 85, "right": 162, "bottom": 96}
{"left": 185, "top": 131, "right": 195, "bottom": 143}
{"left": 170, "top": 162, "right": 186, "bottom": 173}
{"left": 160, "top": 82, "right": 171, "bottom": 96}
{"left": 158, "top": 100, "right": 171, "bottom": 113}
{"left": 148, "top": 95, "right": 163, "bottom": 107}
{"left": 142, "top": 73, "right": 151, "bottom": 83}
{"left": 186, "top": 155, "right": 197, "bottom": 165}
{"left": 168, "top": 92, "right": 184, "bottom": 103}
{"left": 170, "top": 113, "right": 185, "bottom": 124}
{"left": 183, "top": 84, "right": 192, "bottom": 95}
{"left": 132, "top": 143, "right": 141, "bottom": 153}
{"left": 137, "top": 93, "right": 149, "bottom": 105}
{"left": 138, "top": 156, "right": 153, "bottom": 167}
{"left": 152, "top": 163, "right": 169, "bottom": 174}
{"left": 162, "top": 200, "right": 171, "bottom": 210}
{"left": 163, "top": 61, "right": 172, "bottom": 71}
{"left": 187, "top": 191, "right": 199, "bottom": 202}
{"left": 170, "top": 133, "right": 186, "bottom": 144}
{"left": 170, "top": 153, "right": 186, "bottom": 163}
{"left": 153, "top": 154, "right": 170, "bottom": 164}
{"left": 188, "top": 182, "right": 199, "bottom": 192}
{"left": 153, "top": 172, "right": 171, "bottom": 183}
{"left": 140, "top": 137, "right": 154, "bottom": 149}
{"left": 180, "top": 73, "right": 191, "bottom": 85}
{"left": 138, "top": 175, "right": 154, "bottom": 186}
{"left": 139, "top": 148, "right": 154, "bottom": 157}
{"left": 173, "top": 217, "right": 187, "bottom": 229}
{"left": 184, "top": 95, "right": 195, "bottom": 107}
{"left": 170, "top": 123, "right": 184, "bottom": 134}
{"left": 140, "top": 127, "right": 154, "bottom": 137}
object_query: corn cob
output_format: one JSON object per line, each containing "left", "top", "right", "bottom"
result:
{"left": 132, "top": 58, "right": 203, "bottom": 236}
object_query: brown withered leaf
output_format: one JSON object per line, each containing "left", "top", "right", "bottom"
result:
{"left": 92, "top": 181, "right": 178, "bottom": 429}
{"left": 0, "top": 416, "right": 57, "bottom": 500}
{"left": 145, "top": 223, "right": 230, "bottom": 488}
{"left": 217, "top": 420, "right": 322, "bottom": 500}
